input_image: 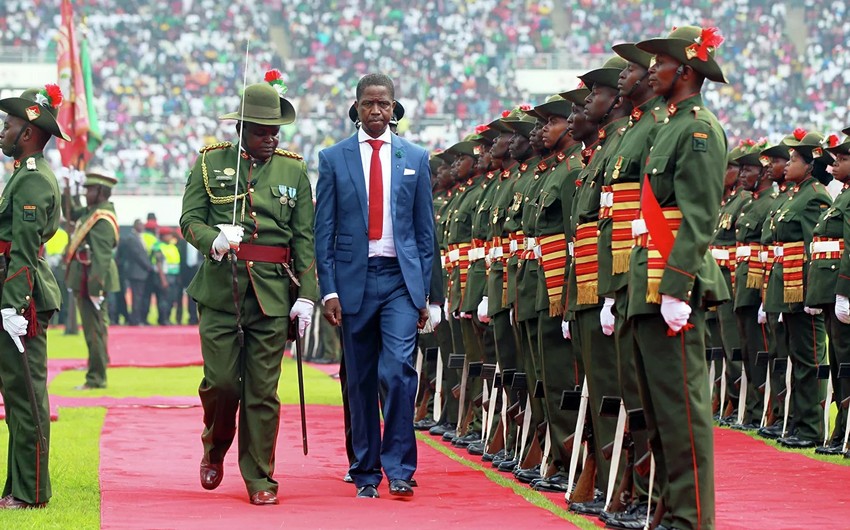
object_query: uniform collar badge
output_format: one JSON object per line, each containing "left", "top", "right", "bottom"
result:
{"left": 667, "top": 102, "right": 678, "bottom": 116}
{"left": 26, "top": 158, "right": 37, "bottom": 170}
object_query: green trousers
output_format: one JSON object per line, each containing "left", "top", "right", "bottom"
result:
{"left": 78, "top": 294, "right": 109, "bottom": 388}
{"left": 436, "top": 315, "right": 461, "bottom": 425}
{"left": 460, "top": 316, "right": 485, "bottom": 432}
{"left": 0, "top": 311, "right": 52, "bottom": 504}
{"left": 785, "top": 311, "right": 827, "bottom": 442}
{"left": 766, "top": 312, "right": 790, "bottom": 423}
{"left": 716, "top": 269, "right": 741, "bottom": 407}
{"left": 826, "top": 306, "right": 850, "bottom": 442}
{"left": 632, "top": 310, "right": 714, "bottom": 530}
{"left": 491, "top": 308, "right": 518, "bottom": 446}
{"left": 198, "top": 290, "right": 289, "bottom": 495}
{"left": 518, "top": 316, "right": 544, "bottom": 461}
{"left": 574, "top": 307, "right": 619, "bottom": 493}
{"left": 734, "top": 306, "right": 769, "bottom": 424}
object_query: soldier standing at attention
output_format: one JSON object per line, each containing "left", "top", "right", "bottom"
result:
{"left": 626, "top": 27, "right": 730, "bottom": 530}
{"left": 64, "top": 168, "right": 120, "bottom": 390}
{"left": 181, "top": 70, "right": 317, "bottom": 505}
{"left": 0, "top": 84, "right": 68, "bottom": 509}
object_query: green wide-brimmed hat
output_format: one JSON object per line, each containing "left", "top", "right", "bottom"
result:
{"left": 579, "top": 56, "right": 629, "bottom": 90}
{"left": 220, "top": 70, "right": 296, "bottom": 125}
{"left": 0, "top": 85, "right": 71, "bottom": 141}
{"left": 84, "top": 167, "right": 118, "bottom": 188}
{"left": 448, "top": 134, "right": 483, "bottom": 157}
{"left": 726, "top": 145, "right": 745, "bottom": 166}
{"left": 636, "top": 26, "right": 728, "bottom": 84}
{"left": 612, "top": 42, "right": 653, "bottom": 70}
{"left": 826, "top": 134, "right": 850, "bottom": 156}
{"left": 348, "top": 100, "right": 405, "bottom": 124}
{"left": 733, "top": 139, "right": 770, "bottom": 167}
{"left": 786, "top": 131, "right": 825, "bottom": 162}
{"left": 761, "top": 132, "right": 800, "bottom": 160}
{"left": 534, "top": 95, "right": 572, "bottom": 119}
{"left": 434, "top": 149, "right": 456, "bottom": 164}
{"left": 560, "top": 87, "right": 591, "bottom": 106}
{"left": 429, "top": 151, "right": 446, "bottom": 173}
{"left": 474, "top": 124, "right": 501, "bottom": 141}
{"left": 503, "top": 112, "right": 538, "bottom": 137}
{"left": 524, "top": 96, "right": 558, "bottom": 119}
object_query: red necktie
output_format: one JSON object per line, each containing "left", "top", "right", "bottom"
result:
{"left": 366, "top": 139, "right": 383, "bottom": 240}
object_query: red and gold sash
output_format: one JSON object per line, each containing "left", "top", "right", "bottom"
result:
{"left": 811, "top": 236, "right": 844, "bottom": 261}
{"left": 574, "top": 222, "right": 599, "bottom": 305}
{"left": 780, "top": 241, "right": 805, "bottom": 303}
{"left": 537, "top": 233, "right": 568, "bottom": 316}
{"left": 64, "top": 209, "right": 120, "bottom": 264}
{"left": 610, "top": 182, "right": 641, "bottom": 273}
{"left": 738, "top": 243, "right": 764, "bottom": 290}
{"left": 449, "top": 242, "right": 471, "bottom": 306}
{"left": 503, "top": 231, "right": 523, "bottom": 305}
{"left": 636, "top": 208, "right": 683, "bottom": 303}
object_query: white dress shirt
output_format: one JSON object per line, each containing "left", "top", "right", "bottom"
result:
{"left": 358, "top": 127, "right": 396, "bottom": 258}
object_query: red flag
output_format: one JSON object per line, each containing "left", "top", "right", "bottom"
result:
{"left": 56, "top": 0, "right": 90, "bottom": 168}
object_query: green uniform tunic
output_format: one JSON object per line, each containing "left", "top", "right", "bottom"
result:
{"left": 626, "top": 95, "right": 728, "bottom": 530}
{"left": 180, "top": 142, "right": 317, "bottom": 495}
{"left": 764, "top": 177, "right": 831, "bottom": 442}
{"left": 0, "top": 153, "right": 61, "bottom": 505}
{"left": 433, "top": 187, "right": 459, "bottom": 424}
{"left": 67, "top": 202, "right": 120, "bottom": 388}
{"left": 732, "top": 189, "right": 775, "bottom": 424}
{"left": 832, "top": 183, "right": 850, "bottom": 442}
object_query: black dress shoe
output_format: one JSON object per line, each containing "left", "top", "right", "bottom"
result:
{"left": 515, "top": 466, "right": 541, "bottom": 484}
{"left": 0, "top": 494, "right": 47, "bottom": 510}
{"left": 453, "top": 432, "right": 480, "bottom": 447}
{"left": 815, "top": 441, "right": 844, "bottom": 455}
{"left": 388, "top": 479, "right": 414, "bottom": 497}
{"left": 778, "top": 435, "right": 816, "bottom": 449}
{"left": 343, "top": 472, "right": 353, "bottom": 483}
{"left": 414, "top": 418, "right": 437, "bottom": 431}
{"left": 467, "top": 441, "right": 485, "bottom": 455}
{"left": 730, "top": 422, "right": 758, "bottom": 431}
{"left": 250, "top": 490, "right": 279, "bottom": 505}
{"left": 200, "top": 461, "right": 223, "bottom": 490}
{"left": 356, "top": 485, "right": 379, "bottom": 498}
{"left": 570, "top": 497, "right": 605, "bottom": 515}
{"left": 533, "top": 479, "right": 569, "bottom": 493}
{"left": 443, "top": 430, "right": 457, "bottom": 442}
{"left": 497, "top": 458, "right": 518, "bottom": 472}
{"left": 429, "top": 422, "right": 456, "bottom": 436}
{"left": 409, "top": 478, "right": 418, "bottom": 487}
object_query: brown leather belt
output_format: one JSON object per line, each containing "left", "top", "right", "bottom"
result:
{"left": 236, "top": 243, "right": 290, "bottom": 263}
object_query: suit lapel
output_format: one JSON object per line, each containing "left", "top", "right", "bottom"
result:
{"left": 391, "top": 135, "right": 406, "bottom": 220}
{"left": 343, "top": 135, "right": 369, "bottom": 229}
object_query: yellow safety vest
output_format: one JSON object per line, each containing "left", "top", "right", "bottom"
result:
{"left": 159, "top": 243, "right": 181, "bottom": 275}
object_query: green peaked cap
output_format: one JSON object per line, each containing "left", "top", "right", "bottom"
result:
{"left": 84, "top": 167, "right": 118, "bottom": 188}
{"left": 579, "top": 56, "right": 629, "bottom": 90}
{"left": 636, "top": 25, "right": 728, "bottom": 84}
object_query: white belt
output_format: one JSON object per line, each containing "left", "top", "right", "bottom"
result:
{"left": 812, "top": 241, "right": 841, "bottom": 253}
{"left": 773, "top": 246, "right": 784, "bottom": 257}
{"left": 759, "top": 250, "right": 769, "bottom": 263}
{"left": 568, "top": 242, "right": 574, "bottom": 257}
{"left": 448, "top": 249, "right": 460, "bottom": 262}
{"left": 509, "top": 240, "right": 519, "bottom": 253}
{"left": 599, "top": 191, "right": 614, "bottom": 208}
{"left": 631, "top": 219, "right": 648, "bottom": 238}
{"left": 534, "top": 245, "right": 543, "bottom": 259}
{"left": 525, "top": 237, "right": 537, "bottom": 252}
{"left": 735, "top": 245, "right": 752, "bottom": 259}
{"left": 492, "top": 247, "right": 504, "bottom": 259}
{"left": 710, "top": 248, "right": 730, "bottom": 261}
{"left": 468, "top": 247, "right": 486, "bottom": 261}
{"left": 441, "top": 255, "right": 448, "bottom": 269}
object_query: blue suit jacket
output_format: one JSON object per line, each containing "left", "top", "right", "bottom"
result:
{"left": 315, "top": 133, "right": 435, "bottom": 314}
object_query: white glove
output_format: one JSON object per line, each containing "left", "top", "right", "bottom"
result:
{"left": 600, "top": 297, "right": 615, "bottom": 336}
{"left": 289, "top": 298, "right": 314, "bottom": 337}
{"left": 211, "top": 224, "right": 244, "bottom": 260}
{"left": 804, "top": 306, "right": 823, "bottom": 316}
{"left": 562, "top": 320, "right": 571, "bottom": 340}
{"left": 778, "top": 313, "right": 783, "bottom": 323}
{"left": 836, "top": 295, "right": 850, "bottom": 325}
{"left": 660, "top": 294, "right": 691, "bottom": 333}
{"left": 757, "top": 303, "right": 767, "bottom": 325}
{"left": 477, "top": 296, "right": 491, "bottom": 323}
{"left": 89, "top": 295, "right": 104, "bottom": 311}
{"left": 1, "top": 308, "right": 27, "bottom": 353}
{"left": 459, "top": 312, "right": 473, "bottom": 319}
{"left": 428, "top": 304, "right": 442, "bottom": 329}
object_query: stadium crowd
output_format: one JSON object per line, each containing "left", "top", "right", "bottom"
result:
{"left": 1, "top": 0, "right": 848, "bottom": 190}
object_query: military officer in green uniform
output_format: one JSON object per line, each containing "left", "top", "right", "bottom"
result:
{"left": 730, "top": 141, "right": 775, "bottom": 430}
{"left": 64, "top": 168, "right": 120, "bottom": 390}
{"left": 0, "top": 84, "right": 68, "bottom": 509}
{"left": 626, "top": 27, "right": 730, "bottom": 530}
{"left": 767, "top": 132, "right": 832, "bottom": 449}
{"left": 180, "top": 71, "right": 318, "bottom": 505}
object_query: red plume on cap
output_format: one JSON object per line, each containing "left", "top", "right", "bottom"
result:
{"left": 743, "top": 138, "right": 755, "bottom": 147}
{"left": 519, "top": 104, "right": 532, "bottom": 111}
{"left": 793, "top": 128, "right": 807, "bottom": 141}
{"left": 688, "top": 27, "right": 724, "bottom": 62}
{"left": 264, "top": 69, "right": 283, "bottom": 83}
{"left": 501, "top": 110, "right": 511, "bottom": 118}
{"left": 475, "top": 124, "right": 489, "bottom": 134}
{"left": 39, "top": 83, "right": 64, "bottom": 108}
{"left": 827, "top": 134, "right": 840, "bottom": 148}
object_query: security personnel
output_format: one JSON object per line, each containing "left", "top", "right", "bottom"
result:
{"left": 598, "top": 42, "right": 667, "bottom": 526}
{"left": 180, "top": 71, "right": 318, "bottom": 505}
{"left": 65, "top": 168, "right": 120, "bottom": 389}
{"left": 829, "top": 128, "right": 850, "bottom": 456}
{"left": 152, "top": 227, "right": 182, "bottom": 324}
{"left": 44, "top": 227, "right": 69, "bottom": 325}
{"left": 626, "top": 27, "right": 730, "bottom": 530}
{"left": 768, "top": 132, "right": 832, "bottom": 449}
{"left": 0, "top": 84, "right": 68, "bottom": 509}
{"left": 730, "top": 141, "right": 775, "bottom": 430}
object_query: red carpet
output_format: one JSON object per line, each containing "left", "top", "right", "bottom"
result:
{"left": 99, "top": 405, "right": 576, "bottom": 529}
{"left": 107, "top": 326, "right": 203, "bottom": 367}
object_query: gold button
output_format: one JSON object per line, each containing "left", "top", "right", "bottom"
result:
{"left": 252, "top": 233, "right": 258, "bottom": 239}
{"left": 831, "top": 265, "right": 836, "bottom": 270}
{"left": 20, "top": 308, "right": 25, "bottom": 314}
{"left": 687, "top": 290, "right": 692, "bottom": 297}
{"left": 251, "top": 211, "right": 257, "bottom": 216}
{"left": 253, "top": 163, "right": 257, "bottom": 168}
{"left": 652, "top": 169, "right": 658, "bottom": 174}
{"left": 248, "top": 188, "right": 254, "bottom": 193}
{"left": 247, "top": 261, "right": 254, "bottom": 267}
{"left": 25, "top": 295, "right": 30, "bottom": 300}
{"left": 663, "top": 118, "right": 670, "bottom": 124}
{"left": 694, "top": 106, "right": 701, "bottom": 111}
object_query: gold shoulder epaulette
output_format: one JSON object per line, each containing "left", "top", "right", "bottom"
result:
{"left": 199, "top": 141, "right": 232, "bottom": 153}
{"left": 275, "top": 148, "right": 304, "bottom": 160}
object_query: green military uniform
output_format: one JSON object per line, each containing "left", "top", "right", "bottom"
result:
{"left": 731, "top": 145, "right": 775, "bottom": 427}
{"left": 626, "top": 27, "right": 731, "bottom": 530}
{"left": 0, "top": 87, "right": 67, "bottom": 506}
{"left": 527, "top": 96, "right": 584, "bottom": 477}
{"left": 601, "top": 42, "right": 669, "bottom": 504}
{"left": 66, "top": 170, "right": 120, "bottom": 388}
{"left": 180, "top": 78, "right": 318, "bottom": 498}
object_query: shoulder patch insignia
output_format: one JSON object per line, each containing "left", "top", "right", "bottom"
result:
{"left": 199, "top": 141, "right": 232, "bottom": 153}
{"left": 26, "top": 158, "right": 37, "bottom": 170}
{"left": 692, "top": 133, "right": 707, "bottom": 152}
{"left": 275, "top": 148, "right": 304, "bottom": 160}
{"left": 23, "top": 204, "right": 36, "bottom": 221}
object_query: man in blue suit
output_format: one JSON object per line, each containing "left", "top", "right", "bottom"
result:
{"left": 315, "top": 74, "right": 435, "bottom": 499}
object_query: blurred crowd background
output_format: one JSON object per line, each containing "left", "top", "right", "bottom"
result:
{"left": 1, "top": 0, "right": 848, "bottom": 193}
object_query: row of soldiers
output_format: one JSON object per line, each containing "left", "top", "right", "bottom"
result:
{"left": 413, "top": 25, "right": 850, "bottom": 530}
